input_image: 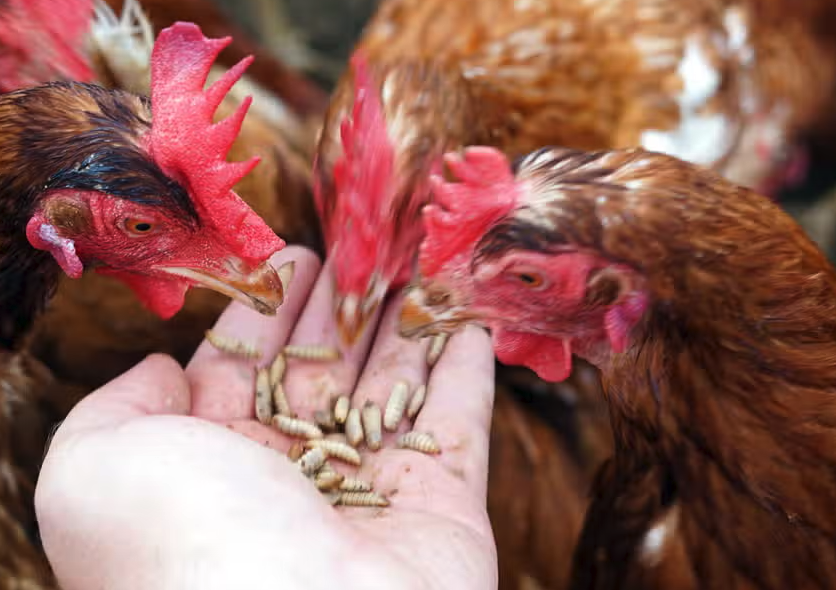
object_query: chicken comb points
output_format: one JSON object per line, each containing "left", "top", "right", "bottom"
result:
{"left": 147, "top": 22, "right": 283, "bottom": 263}
{"left": 420, "top": 146, "right": 520, "bottom": 277}
{"left": 327, "top": 50, "right": 398, "bottom": 291}
{"left": 340, "top": 51, "right": 394, "bottom": 234}
{"left": 0, "top": 0, "right": 95, "bottom": 91}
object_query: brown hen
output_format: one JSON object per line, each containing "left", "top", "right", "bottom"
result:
{"left": 403, "top": 144, "right": 836, "bottom": 588}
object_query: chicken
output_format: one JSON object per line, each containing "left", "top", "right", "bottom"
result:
{"left": 0, "top": 21, "right": 290, "bottom": 588}
{"left": 25, "top": 0, "right": 323, "bottom": 393}
{"left": 0, "top": 25, "right": 289, "bottom": 328}
{"left": 0, "top": 0, "right": 95, "bottom": 92}
{"left": 401, "top": 144, "right": 836, "bottom": 588}
{"left": 313, "top": 0, "right": 836, "bottom": 345}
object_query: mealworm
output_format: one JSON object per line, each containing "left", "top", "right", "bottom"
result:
{"left": 336, "top": 491, "right": 390, "bottom": 508}
{"left": 406, "top": 384, "right": 427, "bottom": 421}
{"left": 272, "top": 415, "right": 323, "bottom": 439}
{"left": 272, "top": 382, "right": 292, "bottom": 416}
{"left": 298, "top": 447, "right": 327, "bottom": 476}
{"left": 426, "top": 333, "right": 449, "bottom": 367}
{"left": 345, "top": 408, "right": 364, "bottom": 447}
{"left": 314, "top": 408, "right": 337, "bottom": 432}
{"left": 283, "top": 344, "right": 341, "bottom": 361}
{"left": 325, "top": 432, "right": 349, "bottom": 445}
{"left": 268, "top": 353, "right": 286, "bottom": 387}
{"left": 305, "top": 439, "right": 362, "bottom": 466}
{"left": 314, "top": 470, "right": 345, "bottom": 491}
{"left": 204, "top": 330, "right": 261, "bottom": 359}
{"left": 317, "top": 460, "right": 337, "bottom": 477}
{"left": 361, "top": 401, "right": 383, "bottom": 451}
{"left": 383, "top": 381, "right": 410, "bottom": 431}
{"left": 333, "top": 395, "right": 350, "bottom": 424}
{"left": 254, "top": 368, "right": 273, "bottom": 425}
{"left": 397, "top": 431, "right": 441, "bottom": 455}
{"left": 339, "top": 477, "right": 373, "bottom": 493}
{"left": 287, "top": 441, "right": 306, "bottom": 462}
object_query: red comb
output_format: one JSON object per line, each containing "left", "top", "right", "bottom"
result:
{"left": 325, "top": 51, "right": 407, "bottom": 290}
{"left": 334, "top": 51, "right": 393, "bottom": 243}
{"left": 0, "top": 0, "right": 95, "bottom": 91}
{"left": 147, "top": 22, "right": 283, "bottom": 263}
{"left": 419, "top": 147, "right": 520, "bottom": 277}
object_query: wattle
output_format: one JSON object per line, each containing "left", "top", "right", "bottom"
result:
{"left": 97, "top": 269, "right": 189, "bottom": 320}
{"left": 492, "top": 328, "right": 573, "bottom": 383}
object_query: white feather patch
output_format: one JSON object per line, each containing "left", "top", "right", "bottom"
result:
{"left": 640, "top": 35, "right": 735, "bottom": 166}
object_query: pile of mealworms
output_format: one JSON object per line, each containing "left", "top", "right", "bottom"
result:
{"left": 205, "top": 329, "right": 450, "bottom": 509}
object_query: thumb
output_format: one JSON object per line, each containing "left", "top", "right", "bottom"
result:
{"left": 50, "top": 353, "right": 192, "bottom": 446}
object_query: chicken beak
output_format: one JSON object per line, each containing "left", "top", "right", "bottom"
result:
{"left": 159, "top": 258, "right": 294, "bottom": 316}
{"left": 398, "top": 285, "right": 462, "bottom": 339}
{"left": 335, "top": 293, "right": 380, "bottom": 346}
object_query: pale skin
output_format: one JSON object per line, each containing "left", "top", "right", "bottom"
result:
{"left": 34, "top": 246, "right": 499, "bottom": 590}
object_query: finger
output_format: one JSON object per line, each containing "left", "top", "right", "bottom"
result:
{"left": 412, "top": 325, "right": 496, "bottom": 499}
{"left": 187, "top": 246, "right": 322, "bottom": 421}
{"left": 49, "top": 353, "right": 190, "bottom": 447}
{"left": 350, "top": 291, "right": 430, "bottom": 441}
{"left": 280, "top": 259, "right": 383, "bottom": 419}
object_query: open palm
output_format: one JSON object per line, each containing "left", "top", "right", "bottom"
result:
{"left": 35, "top": 246, "right": 498, "bottom": 590}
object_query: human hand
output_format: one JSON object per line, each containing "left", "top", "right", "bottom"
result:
{"left": 35, "top": 246, "right": 498, "bottom": 590}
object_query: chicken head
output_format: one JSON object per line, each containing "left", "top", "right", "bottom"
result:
{"left": 16, "top": 23, "right": 290, "bottom": 319}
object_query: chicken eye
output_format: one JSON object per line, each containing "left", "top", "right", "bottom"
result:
{"left": 516, "top": 272, "right": 544, "bottom": 288}
{"left": 124, "top": 219, "right": 155, "bottom": 236}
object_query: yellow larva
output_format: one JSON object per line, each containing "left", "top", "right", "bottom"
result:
{"left": 272, "top": 415, "right": 323, "bottom": 440}
{"left": 314, "top": 470, "right": 345, "bottom": 491}
{"left": 287, "top": 441, "right": 306, "bottom": 462}
{"left": 204, "top": 329, "right": 261, "bottom": 359}
{"left": 339, "top": 477, "right": 373, "bottom": 493}
{"left": 272, "top": 382, "right": 292, "bottom": 416}
{"left": 333, "top": 395, "right": 350, "bottom": 425}
{"left": 361, "top": 401, "right": 383, "bottom": 451}
{"left": 345, "top": 408, "right": 364, "bottom": 447}
{"left": 297, "top": 447, "right": 327, "bottom": 476}
{"left": 254, "top": 368, "right": 273, "bottom": 425}
{"left": 426, "top": 333, "right": 449, "bottom": 367}
{"left": 268, "top": 353, "right": 286, "bottom": 387}
{"left": 317, "top": 461, "right": 338, "bottom": 477}
{"left": 397, "top": 431, "right": 441, "bottom": 455}
{"left": 406, "top": 384, "right": 427, "bottom": 421}
{"left": 314, "top": 408, "right": 337, "bottom": 432}
{"left": 305, "top": 439, "right": 362, "bottom": 466}
{"left": 325, "top": 432, "right": 349, "bottom": 445}
{"left": 283, "top": 344, "right": 341, "bottom": 361}
{"left": 336, "top": 491, "right": 390, "bottom": 508}
{"left": 383, "top": 381, "right": 409, "bottom": 432}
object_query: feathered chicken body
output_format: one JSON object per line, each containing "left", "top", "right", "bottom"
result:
{"left": 402, "top": 145, "right": 836, "bottom": 588}
{"left": 316, "top": 0, "right": 836, "bottom": 343}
